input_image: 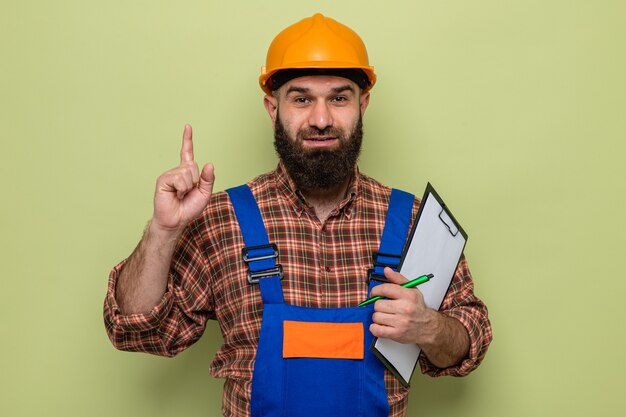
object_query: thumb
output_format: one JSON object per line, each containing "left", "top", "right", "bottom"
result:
{"left": 370, "top": 267, "right": 411, "bottom": 300}
{"left": 198, "top": 163, "right": 215, "bottom": 196}
{"left": 383, "top": 267, "right": 409, "bottom": 284}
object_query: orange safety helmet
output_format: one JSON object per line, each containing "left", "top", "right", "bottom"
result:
{"left": 259, "top": 13, "right": 376, "bottom": 94}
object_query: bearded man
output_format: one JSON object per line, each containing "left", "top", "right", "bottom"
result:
{"left": 103, "top": 13, "right": 492, "bottom": 417}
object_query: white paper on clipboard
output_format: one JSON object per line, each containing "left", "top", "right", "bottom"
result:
{"left": 371, "top": 183, "right": 468, "bottom": 387}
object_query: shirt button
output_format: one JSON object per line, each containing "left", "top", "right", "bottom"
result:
{"left": 324, "top": 266, "right": 332, "bottom": 272}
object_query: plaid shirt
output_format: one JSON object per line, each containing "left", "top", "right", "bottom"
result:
{"left": 104, "top": 162, "right": 492, "bottom": 417}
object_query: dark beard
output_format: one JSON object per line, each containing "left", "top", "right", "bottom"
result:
{"left": 273, "top": 114, "right": 363, "bottom": 191}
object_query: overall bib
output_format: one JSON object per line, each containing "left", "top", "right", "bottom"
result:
{"left": 226, "top": 185, "right": 414, "bottom": 417}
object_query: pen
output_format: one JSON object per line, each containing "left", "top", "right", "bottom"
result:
{"left": 357, "top": 274, "right": 434, "bottom": 307}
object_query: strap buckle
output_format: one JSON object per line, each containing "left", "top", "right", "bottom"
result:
{"left": 241, "top": 244, "right": 283, "bottom": 284}
{"left": 248, "top": 265, "right": 284, "bottom": 284}
{"left": 371, "top": 251, "right": 402, "bottom": 268}
{"left": 367, "top": 251, "right": 402, "bottom": 283}
{"left": 242, "top": 243, "right": 279, "bottom": 262}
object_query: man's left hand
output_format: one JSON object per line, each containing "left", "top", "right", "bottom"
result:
{"left": 368, "top": 267, "right": 441, "bottom": 345}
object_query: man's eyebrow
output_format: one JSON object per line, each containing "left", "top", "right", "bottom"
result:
{"left": 285, "top": 86, "right": 310, "bottom": 95}
{"left": 284, "top": 84, "right": 356, "bottom": 96}
{"left": 331, "top": 85, "right": 356, "bottom": 94}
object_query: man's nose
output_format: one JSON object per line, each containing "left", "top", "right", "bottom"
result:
{"left": 308, "top": 101, "right": 333, "bottom": 130}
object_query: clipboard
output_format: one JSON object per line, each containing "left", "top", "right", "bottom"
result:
{"left": 371, "top": 183, "right": 468, "bottom": 387}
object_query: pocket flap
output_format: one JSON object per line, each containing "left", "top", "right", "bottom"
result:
{"left": 283, "top": 321, "right": 364, "bottom": 359}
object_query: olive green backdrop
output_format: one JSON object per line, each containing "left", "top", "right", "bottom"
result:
{"left": 1, "top": 1, "right": 625, "bottom": 416}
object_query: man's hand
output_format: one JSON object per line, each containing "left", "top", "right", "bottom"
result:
{"left": 369, "top": 267, "right": 439, "bottom": 345}
{"left": 369, "top": 267, "right": 470, "bottom": 368}
{"left": 115, "top": 125, "right": 215, "bottom": 314}
{"left": 152, "top": 124, "right": 215, "bottom": 232}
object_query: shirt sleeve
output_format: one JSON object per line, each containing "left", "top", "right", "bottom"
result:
{"left": 102, "top": 223, "right": 216, "bottom": 357}
{"left": 418, "top": 255, "right": 493, "bottom": 377}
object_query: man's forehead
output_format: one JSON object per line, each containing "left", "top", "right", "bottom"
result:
{"left": 280, "top": 75, "right": 359, "bottom": 94}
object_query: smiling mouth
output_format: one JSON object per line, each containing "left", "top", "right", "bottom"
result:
{"left": 306, "top": 137, "right": 336, "bottom": 141}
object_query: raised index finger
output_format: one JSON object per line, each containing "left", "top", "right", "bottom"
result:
{"left": 180, "top": 124, "right": 194, "bottom": 163}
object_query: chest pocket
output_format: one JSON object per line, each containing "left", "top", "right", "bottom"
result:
{"left": 283, "top": 320, "right": 364, "bottom": 359}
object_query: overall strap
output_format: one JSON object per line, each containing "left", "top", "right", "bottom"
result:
{"left": 226, "top": 184, "right": 284, "bottom": 305}
{"left": 368, "top": 188, "right": 415, "bottom": 294}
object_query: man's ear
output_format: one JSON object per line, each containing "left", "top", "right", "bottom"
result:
{"left": 359, "top": 92, "right": 370, "bottom": 116}
{"left": 264, "top": 94, "right": 278, "bottom": 128}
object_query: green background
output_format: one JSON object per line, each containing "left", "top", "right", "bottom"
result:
{"left": 2, "top": 0, "right": 625, "bottom": 416}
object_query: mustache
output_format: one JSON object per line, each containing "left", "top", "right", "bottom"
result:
{"left": 296, "top": 126, "right": 345, "bottom": 140}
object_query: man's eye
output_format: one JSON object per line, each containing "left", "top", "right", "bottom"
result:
{"left": 332, "top": 96, "right": 348, "bottom": 102}
{"left": 294, "top": 97, "right": 309, "bottom": 103}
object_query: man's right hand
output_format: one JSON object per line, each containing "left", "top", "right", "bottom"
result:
{"left": 115, "top": 125, "right": 215, "bottom": 314}
{"left": 152, "top": 124, "right": 215, "bottom": 233}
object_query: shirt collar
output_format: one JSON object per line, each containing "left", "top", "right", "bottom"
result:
{"left": 275, "top": 161, "right": 359, "bottom": 219}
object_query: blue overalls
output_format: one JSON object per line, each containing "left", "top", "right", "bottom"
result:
{"left": 226, "top": 185, "right": 414, "bottom": 417}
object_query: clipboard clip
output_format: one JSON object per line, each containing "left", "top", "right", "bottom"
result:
{"left": 438, "top": 206, "right": 459, "bottom": 237}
